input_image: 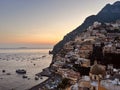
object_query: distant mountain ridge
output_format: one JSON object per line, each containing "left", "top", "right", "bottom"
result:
{"left": 52, "top": 1, "right": 120, "bottom": 54}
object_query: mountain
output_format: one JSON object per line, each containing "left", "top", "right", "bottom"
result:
{"left": 52, "top": 1, "right": 120, "bottom": 54}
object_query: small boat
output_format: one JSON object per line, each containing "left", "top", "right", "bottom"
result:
{"left": 35, "top": 76, "right": 39, "bottom": 80}
{"left": 6, "top": 73, "right": 11, "bottom": 75}
{"left": 28, "top": 78, "right": 30, "bottom": 80}
{"left": 16, "top": 69, "right": 26, "bottom": 74}
{"left": 2, "top": 70, "right": 6, "bottom": 73}
{"left": 40, "top": 76, "right": 43, "bottom": 79}
{"left": 42, "top": 55, "right": 46, "bottom": 58}
{"left": 22, "top": 75, "right": 28, "bottom": 78}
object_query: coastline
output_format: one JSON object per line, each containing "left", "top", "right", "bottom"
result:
{"left": 29, "top": 67, "right": 52, "bottom": 90}
{"left": 29, "top": 77, "right": 51, "bottom": 90}
{"left": 29, "top": 75, "right": 61, "bottom": 90}
{"left": 29, "top": 67, "right": 62, "bottom": 90}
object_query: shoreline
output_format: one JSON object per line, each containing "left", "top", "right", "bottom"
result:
{"left": 29, "top": 67, "right": 52, "bottom": 90}
{"left": 29, "top": 69, "right": 62, "bottom": 90}
{"left": 29, "top": 77, "right": 51, "bottom": 90}
{"left": 29, "top": 74, "right": 61, "bottom": 90}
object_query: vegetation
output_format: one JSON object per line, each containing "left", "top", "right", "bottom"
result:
{"left": 57, "top": 78, "right": 72, "bottom": 90}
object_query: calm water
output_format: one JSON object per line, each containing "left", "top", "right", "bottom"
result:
{"left": 0, "top": 49, "right": 52, "bottom": 90}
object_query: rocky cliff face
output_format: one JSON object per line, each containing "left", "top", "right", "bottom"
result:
{"left": 52, "top": 1, "right": 120, "bottom": 54}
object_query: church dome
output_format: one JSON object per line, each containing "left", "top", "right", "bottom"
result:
{"left": 90, "top": 61, "right": 106, "bottom": 76}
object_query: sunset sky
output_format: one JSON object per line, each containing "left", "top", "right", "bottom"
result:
{"left": 0, "top": 0, "right": 118, "bottom": 48}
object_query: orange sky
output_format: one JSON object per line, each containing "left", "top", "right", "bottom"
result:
{"left": 0, "top": 0, "right": 117, "bottom": 48}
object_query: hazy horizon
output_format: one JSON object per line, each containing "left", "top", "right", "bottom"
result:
{"left": 0, "top": 43, "right": 53, "bottom": 49}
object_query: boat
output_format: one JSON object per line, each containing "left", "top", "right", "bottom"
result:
{"left": 42, "top": 55, "right": 46, "bottom": 58}
{"left": 16, "top": 69, "right": 26, "bottom": 74}
{"left": 22, "top": 75, "right": 28, "bottom": 78}
{"left": 35, "top": 76, "right": 39, "bottom": 80}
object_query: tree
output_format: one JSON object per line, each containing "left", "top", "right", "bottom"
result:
{"left": 57, "top": 78, "right": 72, "bottom": 90}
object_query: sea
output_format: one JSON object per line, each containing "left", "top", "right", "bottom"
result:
{"left": 0, "top": 48, "right": 52, "bottom": 90}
